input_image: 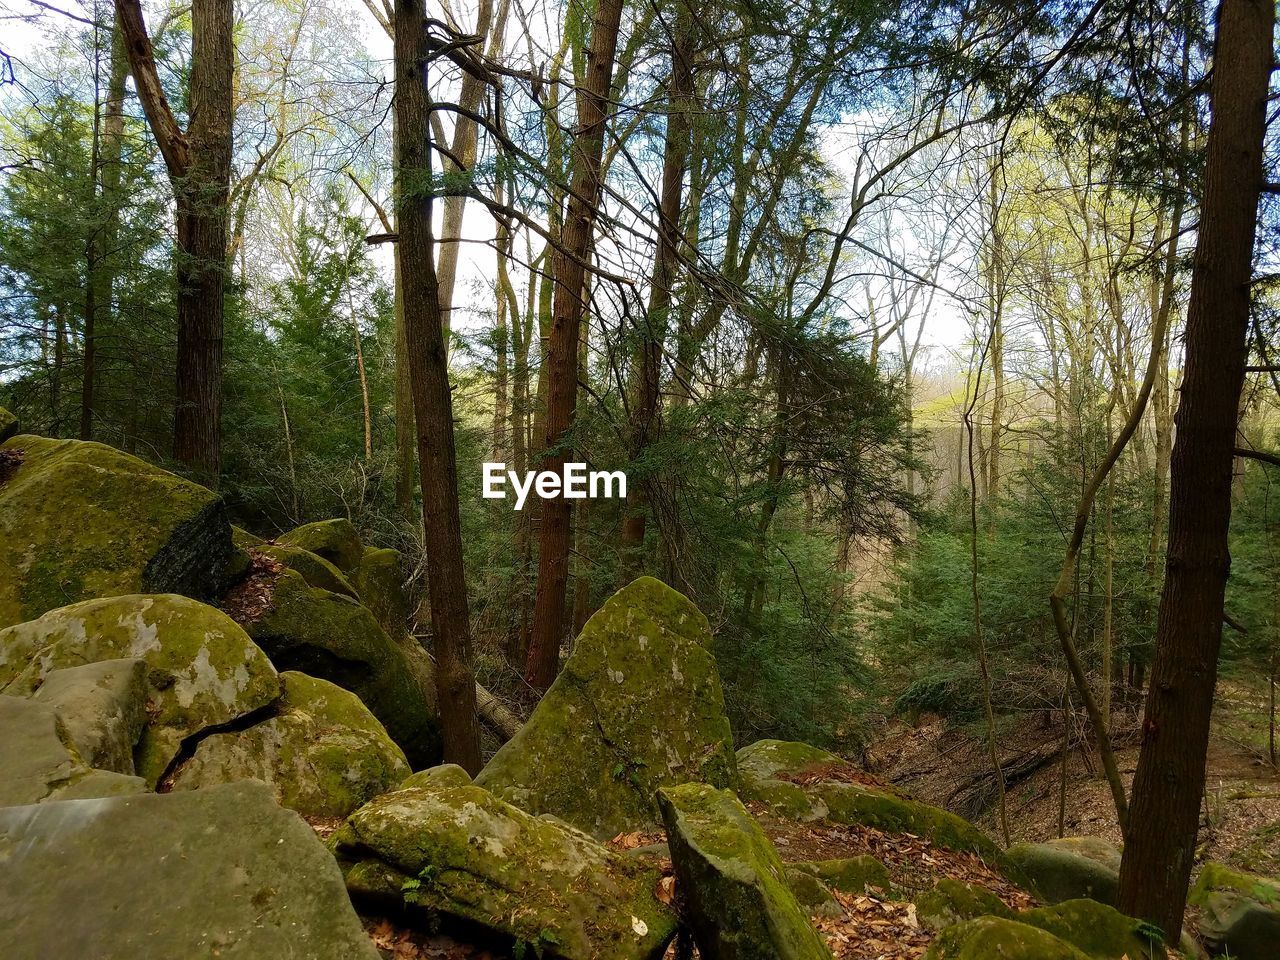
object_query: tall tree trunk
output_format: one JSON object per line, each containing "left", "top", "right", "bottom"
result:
{"left": 394, "top": 0, "right": 482, "bottom": 773}
{"left": 620, "top": 0, "right": 693, "bottom": 569}
{"left": 116, "top": 0, "right": 233, "bottom": 484}
{"left": 525, "top": 0, "right": 626, "bottom": 691}
{"left": 392, "top": 115, "right": 418, "bottom": 521}
{"left": 1116, "top": 0, "right": 1272, "bottom": 937}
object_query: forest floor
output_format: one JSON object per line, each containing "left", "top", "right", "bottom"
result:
{"left": 871, "top": 674, "right": 1280, "bottom": 875}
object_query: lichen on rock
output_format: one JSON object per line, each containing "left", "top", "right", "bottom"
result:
{"left": 476, "top": 577, "right": 738, "bottom": 838}
{"left": 0, "top": 594, "right": 280, "bottom": 785}
{"left": 170, "top": 671, "right": 410, "bottom": 817}
{"left": 657, "top": 782, "right": 833, "bottom": 960}
{"left": 0, "top": 435, "right": 234, "bottom": 628}
{"left": 332, "top": 779, "right": 677, "bottom": 960}
{"left": 231, "top": 567, "right": 440, "bottom": 768}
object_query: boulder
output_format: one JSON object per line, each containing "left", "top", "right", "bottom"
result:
{"left": 279, "top": 518, "right": 364, "bottom": 572}
{"left": 1018, "top": 899, "right": 1166, "bottom": 959}
{"left": 915, "top": 878, "right": 1013, "bottom": 932}
{"left": 925, "top": 917, "right": 1091, "bottom": 959}
{"left": 1187, "top": 862, "right": 1280, "bottom": 960}
{"left": 792, "top": 856, "right": 890, "bottom": 896}
{"left": 476, "top": 577, "right": 738, "bottom": 837}
{"left": 332, "top": 779, "right": 676, "bottom": 960}
{"left": 0, "top": 781, "right": 379, "bottom": 960}
{"left": 171, "top": 671, "right": 410, "bottom": 817}
{"left": 0, "top": 435, "right": 232, "bottom": 628}
{"left": 0, "top": 406, "right": 17, "bottom": 442}
{"left": 657, "top": 782, "right": 833, "bottom": 960}
{"left": 398, "top": 762, "right": 473, "bottom": 791}
{"left": 785, "top": 868, "right": 843, "bottom": 917}
{"left": 815, "top": 783, "right": 1003, "bottom": 861}
{"left": 350, "top": 545, "right": 411, "bottom": 638}
{"left": 233, "top": 567, "right": 440, "bottom": 768}
{"left": 738, "top": 739, "right": 845, "bottom": 783}
{"left": 1005, "top": 838, "right": 1120, "bottom": 906}
{"left": 261, "top": 543, "right": 358, "bottom": 598}
{"left": 31, "top": 657, "right": 148, "bottom": 774}
{"left": 0, "top": 696, "right": 145, "bottom": 806}
{"left": 0, "top": 594, "right": 280, "bottom": 784}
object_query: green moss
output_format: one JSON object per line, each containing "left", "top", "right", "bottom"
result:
{"left": 1188, "top": 861, "right": 1280, "bottom": 959}
{"left": 737, "top": 739, "right": 844, "bottom": 785}
{"left": 260, "top": 544, "right": 357, "bottom": 598}
{"left": 1005, "top": 841, "right": 1119, "bottom": 906}
{"left": 350, "top": 547, "right": 410, "bottom": 638}
{"left": 915, "top": 878, "right": 1012, "bottom": 931}
{"left": 1191, "top": 862, "right": 1280, "bottom": 909}
{"left": 0, "top": 594, "right": 279, "bottom": 785}
{"left": 0, "top": 436, "right": 232, "bottom": 628}
{"left": 785, "top": 868, "right": 842, "bottom": 917}
{"left": 476, "top": 577, "right": 738, "bottom": 839}
{"left": 1018, "top": 900, "right": 1165, "bottom": 959}
{"left": 239, "top": 568, "right": 440, "bottom": 768}
{"left": 279, "top": 518, "right": 364, "bottom": 573}
{"left": 232, "top": 526, "right": 265, "bottom": 549}
{"left": 658, "top": 783, "right": 833, "bottom": 960}
{"left": 925, "top": 917, "right": 1092, "bottom": 959}
{"left": 171, "top": 671, "right": 410, "bottom": 817}
{"left": 399, "top": 764, "right": 473, "bottom": 791}
{"left": 0, "top": 407, "right": 17, "bottom": 443}
{"left": 816, "top": 783, "right": 1004, "bottom": 862}
{"left": 793, "top": 857, "right": 890, "bottom": 895}
{"left": 335, "top": 782, "right": 677, "bottom": 960}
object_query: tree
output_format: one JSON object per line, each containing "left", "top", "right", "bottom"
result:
{"left": 525, "top": 0, "right": 627, "bottom": 691}
{"left": 115, "top": 0, "right": 233, "bottom": 483}
{"left": 1116, "top": 0, "right": 1274, "bottom": 937}
{"left": 394, "top": 0, "right": 482, "bottom": 772}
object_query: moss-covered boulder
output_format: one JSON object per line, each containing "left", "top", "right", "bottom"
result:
{"left": 0, "top": 780, "right": 379, "bottom": 960}
{"left": 0, "top": 436, "right": 233, "bottom": 628}
{"left": 793, "top": 856, "right": 890, "bottom": 895}
{"left": 0, "top": 695, "right": 146, "bottom": 806}
{"left": 350, "top": 546, "right": 411, "bottom": 638}
{"left": 785, "top": 868, "right": 843, "bottom": 917}
{"left": 32, "top": 658, "right": 148, "bottom": 774}
{"left": 658, "top": 782, "right": 833, "bottom": 960}
{"left": 170, "top": 671, "right": 410, "bottom": 817}
{"left": 738, "top": 739, "right": 844, "bottom": 784}
{"left": 0, "top": 406, "right": 17, "bottom": 443}
{"left": 260, "top": 544, "right": 357, "bottom": 598}
{"left": 1005, "top": 838, "right": 1120, "bottom": 906}
{"left": 925, "top": 916, "right": 1092, "bottom": 959}
{"left": 1187, "top": 862, "right": 1280, "bottom": 960}
{"left": 332, "top": 779, "right": 677, "bottom": 960}
{"left": 279, "top": 518, "right": 364, "bottom": 573}
{"left": 476, "top": 577, "right": 737, "bottom": 838}
{"left": 0, "top": 595, "right": 280, "bottom": 784}
{"left": 816, "top": 783, "right": 1003, "bottom": 861}
{"left": 1018, "top": 899, "right": 1166, "bottom": 959}
{"left": 235, "top": 567, "right": 440, "bottom": 768}
{"left": 915, "top": 878, "right": 1013, "bottom": 932}
{"left": 398, "top": 762, "right": 472, "bottom": 791}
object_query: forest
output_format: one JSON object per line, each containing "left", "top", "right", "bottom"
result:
{"left": 1, "top": 0, "right": 1279, "bottom": 958}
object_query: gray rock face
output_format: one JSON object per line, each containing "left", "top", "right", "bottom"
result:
{"left": 657, "top": 782, "right": 833, "bottom": 960}
{"left": 0, "top": 594, "right": 281, "bottom": 785}
{"left": 476, "top": 577, "right": 738, "bottom": 838}
{"left": 0, "top": 781, "right": 379, "bottom": 960}
{"left": 32, "top": 658, "right": 148, "bottom": 774}
{"left": 0, "top": 696, "right": 144, "bottom": 807}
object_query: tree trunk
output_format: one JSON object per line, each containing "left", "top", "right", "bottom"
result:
{"left": 525, "top": 0, "right": 626, "bottom": 691}
{"left": 1116, "top": 0, "right": 1272, "bottom": 937}
{"left": 395, "top": 0, "right": 482, "bottom": 773}
{"left": 116, "top": 0, "right": 233, "bottom": 484}
{"left": 620, "top": 0, "right": 693, "bottom": 567}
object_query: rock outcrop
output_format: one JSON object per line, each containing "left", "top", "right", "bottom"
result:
{"left": 333, "top": 775, "right": 677, "bottom": 960}
{"left": 915, "top": 878, "right": 1013, "bottom": 931}
{"left": 658, "top": 782, "right": 833, "bottom": 960}
{"left": 0, "top": 696, "right": 145, "bottom": 806}
{"left": 279, "top": 518, "right": 364, "bottom": 572}
{"left": 1017, "top": 899, "right": 1165, "bottom": 960}
{"left": 1005, "top": 837, "right": 1121, "bottom": 906}
{"left": 477, "top": 577, "right": 738, "bottom": 837}
{"left": 0, "top": 781, "right": 379, "bottom": 960}
{"left": 1188, "top": 862, "right": 1280, "bottom": 960}
{"left": 924, "top": 916, "right": 1091, "bottom": 959}
{"left": 171, "top": 671, "right": 410, "bottom": 817}
{"left": 232, "top": 567, "right": 440, "bottom": 768}
{"left": 0, "top": 435, "right": 233, "bottom": 628}
{"left": 0, "top": 594, "right": 280, "bottom": 784}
